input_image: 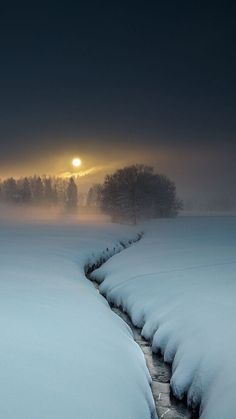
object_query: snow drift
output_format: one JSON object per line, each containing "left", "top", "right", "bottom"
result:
{"left": 92, "top": 216, "right": 236, "bottom": 419}
{"left": 0, "top": 222, "right": 155, "bottom": 419}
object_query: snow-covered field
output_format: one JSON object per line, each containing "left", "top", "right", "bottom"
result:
{"left": 0, "top": 222, "right": 155, "bottom": 419}
{"left": 93, "top": 217, "right": 236, "bottom": 419}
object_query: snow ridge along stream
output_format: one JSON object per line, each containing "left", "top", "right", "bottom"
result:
{"left": 85, "top": 232, "right": 198, "bottom": 419}
{"left": 0, "top": 223, "right": 156, "bottom": 419}
{"left": 91, "top": 217, "right": 236, "bottom": 419}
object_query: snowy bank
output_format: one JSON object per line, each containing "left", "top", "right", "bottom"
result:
{"left": 92, "top": 217, "right": 236, "bottom": 419}
{"left": 0, "top": 222, "right": 155, "bottom": 419}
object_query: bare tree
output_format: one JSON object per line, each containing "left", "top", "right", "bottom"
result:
{"left": 99, "top": 164, "right": 182, "bottom": 224}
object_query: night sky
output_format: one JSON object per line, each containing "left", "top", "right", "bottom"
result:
{"left": 0, "top": 2, "right": 236, "bottom": 204}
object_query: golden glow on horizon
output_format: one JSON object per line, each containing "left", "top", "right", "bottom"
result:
{"left": 60, "top": 166, "right": 103, "bottom": 179}
{"left": 72, "top": 157, "right": 82, "bottom": 168}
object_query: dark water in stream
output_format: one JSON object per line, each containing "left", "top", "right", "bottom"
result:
{"left": 89, "top": 278, "right": 198, "bottom": 419}
{"left": 112, "top": 307, "right": 198, "bottom": 419}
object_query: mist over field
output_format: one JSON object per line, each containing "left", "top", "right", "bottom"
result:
{"left": 1, "top": 2, "right": 236, "bottom": 418}
{"left": 0, "top": 203, "right": 110, "bottom": 225}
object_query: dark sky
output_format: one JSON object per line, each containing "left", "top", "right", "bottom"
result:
{"left": 0, "top": 2, "right": 236, "bottom": 203}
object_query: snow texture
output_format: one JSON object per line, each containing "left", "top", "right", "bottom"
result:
{"left": 0, "top": 222, "right": 156, "bottom": 419}
{"left": 92, "top": 217, "right": 236, "bottom": 419}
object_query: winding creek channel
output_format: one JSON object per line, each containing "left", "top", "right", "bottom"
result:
{"left": 85, "top": 240, "right": 199, "bottom": 419}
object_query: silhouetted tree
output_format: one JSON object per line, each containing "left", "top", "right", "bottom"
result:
{"left": 153, "top": 174, "right": 182, "bottom": 217}
{"left": 0, "top": 180, "right": 3, "bottom": 202}
{"left": 43, "top": 177, "right": 58, "bottom": 205}
{"left": 99, "top": 164, "right": 182, "bottom": 224}
{"left": 65, "top": 177, "right": 78, "bottom": 211}
{"left": 31, "top": 176, "right": 44, "bottom": 203}
{"left": 3, "top": 178, "right": 19, "bottom": 203}
{"left": 87, "top": 184, "right": 102, "bottom": 208}
{"left": 20, "top": 177, "right": 32, "bottom": 203}
{"left": 51, "top": 184, "right": 58, "bottom": 205}
{"left": 54, "top": 178, "right": 67, "bottom": 204}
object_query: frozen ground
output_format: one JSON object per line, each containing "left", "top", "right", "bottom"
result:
{"left": 92, "top": 217, "right": 236, "bottom": 419}
{"left": 0, "top": 222, "right": 156, "bottom": 419}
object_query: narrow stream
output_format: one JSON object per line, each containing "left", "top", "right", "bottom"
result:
{"left": 85, "top": 242, "right": 199, "bottom": 419}
{"left": 112, "top": 306, "right": 198, "bottom": 419}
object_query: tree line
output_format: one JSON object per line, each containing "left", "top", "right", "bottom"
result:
{"left": 0, "top": 165, "right": 182, "bottom": 222}
{"left": 0, "top": 176, "right": 78, "bottom": 211}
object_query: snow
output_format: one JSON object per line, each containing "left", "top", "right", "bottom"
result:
{"left": 0, "top": 222, "right": 156, "bottom": 419}
{"left": 92, "top": 217, "right": 236, "bottom": 419}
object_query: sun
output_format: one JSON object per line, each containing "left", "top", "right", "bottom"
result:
{"left": 72, "top": 157, "right": 82, "bottom": 168}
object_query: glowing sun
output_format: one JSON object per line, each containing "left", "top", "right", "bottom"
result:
{"left": 72, "top": 157, "right": 82, "bottom": 168}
